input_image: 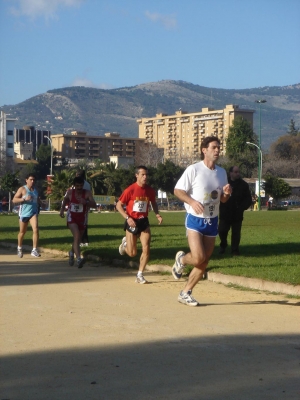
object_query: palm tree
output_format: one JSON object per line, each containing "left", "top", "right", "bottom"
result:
{"left": 46, "top": 170, "right": 74, "bottom": 210}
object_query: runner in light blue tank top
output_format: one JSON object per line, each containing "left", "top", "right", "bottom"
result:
{"left": 13, "top": 174, "right": 41, "bottom": 258}
{"left": 19, "top": 185, "right": 39, "bottom": 220}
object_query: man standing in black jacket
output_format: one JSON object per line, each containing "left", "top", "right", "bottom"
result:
{"left": 218, "top": 166, "right": 252, "bottom": 256}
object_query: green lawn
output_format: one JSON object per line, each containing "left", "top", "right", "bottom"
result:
{"left": 1, "top": 210, "right": 299, "bottom": 285}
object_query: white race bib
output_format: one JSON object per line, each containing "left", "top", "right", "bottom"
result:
{"left": 133, "top": 200, "right": 147, "bottom": 213}
{"left": 203, "top": 202, "right": 216, "bottom": 217}
{"left": 70, "top": 203, "right": 83, "bottom": 213}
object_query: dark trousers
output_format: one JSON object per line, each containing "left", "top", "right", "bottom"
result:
{"left": 81, "top": 227, "right": 89, "bottom": 244}
{"left": 218, "top": 219, "right": 242, "bottom": 253}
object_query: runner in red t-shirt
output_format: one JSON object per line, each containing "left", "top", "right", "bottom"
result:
{"left": 60, "top": 176, "right": 97, "bottom": 268}
{"left": 116, "top": 166, "right": 163, "bottom": 284}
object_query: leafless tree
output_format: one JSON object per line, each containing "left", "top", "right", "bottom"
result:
{"left": 135, "top": 143, "right": 164, "bottom": 167}
{"left": 0, "top": 139, "right": 15, "bottom": 178}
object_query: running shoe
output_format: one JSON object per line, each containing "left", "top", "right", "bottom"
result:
{"left": 69, "top": 251, "right": 74, "bottom": 266}
{"left": 31, "top": 249, "right": 41, "bottom": 258}
{"left": 119, "top": 237, "right": 127, "bottom": 255}
{"left": 172, "top": 251, "right": 186, "bottom": 280}
{"left": 17, "top": 248, "right": 23, "bottom": 258}
{"left": 178, "top": 290, "right": 199, "bottom": 307}
{"left": 135, "top": 274, "right": 147, "bottom": 284}
{"left": 77, "top": 257, "right": 85, "bottom": 269}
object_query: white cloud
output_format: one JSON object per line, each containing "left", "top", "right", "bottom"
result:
{"left": 8, "top": 0, "right": 84, "bottom": 20}
{"left": 71, "top": 78, "right": 114, "bottom": 90}
{"left": 145, "top": 11, "right": 177, "bottom": 30}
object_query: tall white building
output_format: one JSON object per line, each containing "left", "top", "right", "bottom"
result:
{"left": 0, "top": 111, "right": 17, "bottom": 162}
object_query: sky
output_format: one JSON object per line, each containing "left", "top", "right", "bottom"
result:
{"left": 0, "top": 0, "right": 300, "bottom": 106}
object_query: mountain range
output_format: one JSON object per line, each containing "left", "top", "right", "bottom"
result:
{"left": 1, "top": 80, "right": 299, "bottom": 149}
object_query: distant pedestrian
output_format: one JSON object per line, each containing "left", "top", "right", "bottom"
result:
{"left": 253, "top": 195, "right": 259, "bottom": 211}
{"left": 116, "top": 166, "right": 163, "bottom": 284}
{"left": 75, "top": 170, "right": 91, "bottom": 247}
{"left": 218, "top": 166, "right": 252, "bottom": 256}
{"left": 13, "top": 174, "right": 42, "bottom": 258}
{"left": 250, "top": 194, "right": 256, "bottom": 211}
{"left": 60, "top": 176, "right": 97, "bottom": 268}
{"left": 172, "top": 136, "right": 232, "bottom": 306}
{"left": 2, "top": 196, "right": 8, "bottom": 211}
{"left": 268, "top": 196, "right": 273, "bottom": 210}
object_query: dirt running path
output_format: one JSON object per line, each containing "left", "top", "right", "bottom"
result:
{"left": 1, "top": 248, "right": 299, "bottom": 400}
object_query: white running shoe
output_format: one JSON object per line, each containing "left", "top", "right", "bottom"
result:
{"left": 77, "top": 257, "right": 85, "bottom": 269}
{"left": 17, "top": 248, "right": 23, "bottom": 258}
{"left": 178, "top": 290, "right": 199, "bottom": 306}
{"left": 135, "top": 274, "right": 147, "bottom": 284}
{"left": 119, "top": 237, "right": 127, "bottom": 255}
{"left": 172, "top": 251, "right": 186, "bottom": 280}
{"left": 31, "top": 249, "right": 41, "bottom": 258}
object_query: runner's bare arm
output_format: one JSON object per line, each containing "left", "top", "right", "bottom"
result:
{"left": 116, "top": 200, "right": 127, "bottom": 219}
{"left": 151, "top": 201, "right": 163, "bottom": 225}
{"left": 60, "top": 190, "right": 71, "bottom": 217}
{"left": 86, "top": 191, "right": 97, "bottom": 209}
{"left": 13, "top": 187, "right": 27, "bottom": 204}
{"left": 174, "top": 188, "right": 204, "bottom": 215}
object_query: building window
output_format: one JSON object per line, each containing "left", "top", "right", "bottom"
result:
{"left": 8, "top": 143, "right": 13, "bottom": 148}
{"left": 7, "top": 130, "right": 13, "bottom": 136}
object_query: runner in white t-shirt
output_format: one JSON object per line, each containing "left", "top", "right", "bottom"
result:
{"left": 172, "top": 136, "right": 232, "bottom": 306}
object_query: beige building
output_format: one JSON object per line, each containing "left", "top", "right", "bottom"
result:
{"left": 137, "top": 104, "right": 254, "bottom": 161}
{"left": 51, "top": 131, "right": 145, "bottom": 163}
{"left": 14, "top": 142, "right": 33, "bottom": 160}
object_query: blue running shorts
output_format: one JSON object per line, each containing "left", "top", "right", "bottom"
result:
{"left": 185, "top": 213, "right": 218, "bottom": 237}
{"left": 19, "top": 213, "right": 37, "bottom": 223}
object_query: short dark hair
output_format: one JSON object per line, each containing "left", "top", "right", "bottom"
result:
{"left": 135, "top": 165, "right": 148, "bottom": 174}
{"left": 229, "top": 166, "right": 239, "bottom": 173}
{"left": 200, "top": 136, "right": 220, "bottom": 160}
{"left": 73, "top": 176, "right": 84, "bottom": 185}
{"left": 76, "top": 169, "right": 86, "bottom": 179}
{"left": 25, "top": 173, "right": 37, "bottom": 180}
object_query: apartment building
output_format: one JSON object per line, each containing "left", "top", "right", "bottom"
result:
{"left": 137, "top": 104, "right": 254, "bottom": 161}
{"left": 0, "top": 111, "right": 17, "bottom": 160}
{"left": 51, "top": 131, "right": 145, "bottom": 163}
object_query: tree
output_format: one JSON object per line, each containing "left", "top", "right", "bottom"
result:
{"left": 264, "top": 175, "right": 291, "bottom": 200}
{"left": 0, "top": 139, "right": 15, "bottom": 177}
{"left": 225, "top": 117, "right": 258, "bottom": 177}
{"left": 287, "top": 119, "right": 299, "bottom": 136}
{"left": 153, "top": 160, "right": 184, "bottom": 194}
{"left": 270, "top": 135, "right": 300, "bottom": 161}
{"left": 0, "top": 172, "right": 19, "bottom": 211}
{"left": 135, "top": 143, "right": 164, "bottom": 167}
{"left": 264, "top": 156, "right": 300, "bottom": 178}
{"left": 47, "top": 170, "right": 74, "bottom": 210}
{"left": 34, "top": 144, "right": 52, "bottom": 181}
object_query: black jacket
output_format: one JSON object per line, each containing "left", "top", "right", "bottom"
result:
{"left": 219, "top": 178, "right": 252, "bottom": 222}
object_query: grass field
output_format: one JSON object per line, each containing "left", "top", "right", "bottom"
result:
{"left": 1, "top": 210, "right": 299, "bottom": 285}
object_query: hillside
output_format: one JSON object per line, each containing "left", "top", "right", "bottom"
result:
{"left": 1, "top": 80, "right": 300, "bottom": 149}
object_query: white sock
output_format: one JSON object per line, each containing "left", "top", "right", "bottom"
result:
{"left": 18, "top": 246, "right": 22, "bottom": 250}
{"left": 137, "top": 271, "right": 143, "bottom": 276}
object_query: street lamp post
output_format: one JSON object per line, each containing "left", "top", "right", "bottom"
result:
{"left": 44, "top": 136, "right": 53, "bottom": 210}
{"left": 254, "top": 99, "right": 266, "bottom": 210}
{"left": 246, "top": 141, "right": 263, "bottom": 210}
